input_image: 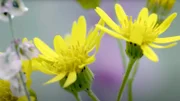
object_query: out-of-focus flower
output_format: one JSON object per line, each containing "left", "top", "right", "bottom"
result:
{"left": 19, "top": 38, "right": 40, "bottom": 88}
{"left": 19, "top": 38, "right": 39, "bottom": 60}
{"left": 33, "top": 16, "right": 104, "bottom": 91}
{"left": 9, "top": 75, "right": 25, "bottom": 97}
{"left": 95, "top": 3, "right": 180, "bottom": 62}
{"left": 0, "top": 38, "right": 38, "bottom": 98}
{"left": 76, "top": 0, "right": 101, "bottom": 10}
{"left": 0, "top": 0, "right": 28, "bottom": 21}
{"left": 0, "top": 79, "right": 35, "bottom": 101}
{"left": 146, "top": 0, "right": 176, "bottom": 23}
{"left": 0, "top": 45, "right": 21, "bottom": 80}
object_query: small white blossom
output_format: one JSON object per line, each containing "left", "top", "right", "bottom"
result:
{"left": 10, "top": 75, "right": 25, "bottom": 97}
{"left": 0, "top": 46, "right": 21, "bottom": 80}
{"left": 0, "top": 0, "right": 28, "bottom": 21}
{"left": 18, "top": 41, "right": 40, "bottom": 60}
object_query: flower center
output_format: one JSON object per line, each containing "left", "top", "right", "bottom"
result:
{"left": 52, "top": 43, "right": 89, "bottom": 73}
{"left": 121, "top": 17, "right": 159, "bottom": 45}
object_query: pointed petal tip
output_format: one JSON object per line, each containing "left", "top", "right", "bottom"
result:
{"left": 33, "top": 37, "right": 41, "bottom": 42}
{"left": 171, "top": 12, "right": 177, "bottom": 18}
{"left": 43, "top": 82, "right": 49, "bottom": 85}
{"left": 153, "top": 58, "right": 159, "bottom": 62}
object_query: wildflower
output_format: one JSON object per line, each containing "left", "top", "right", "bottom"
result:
{"left": 146, "top": 0, "right": 176, "bottom": 23}
{"left": 0, "top": 38, "right": 38, "bottom": 98}
{"left": 147, "top": 0, "right": 176, "bottom": 12}
{"left": 0, "top": 79, "right": 35, "bottom": 101}
{"left": 9, "top": 75, "right": 25, "bottom": 97}
{"left": 33, "top": 16, "right": 104, "bottom": 90}
{"left": 19, "top": 38, "right": 39, "bottom": 60}
{"left": 0, "top": 45, "right": 21, "bottom": 80}
{"left": 0, "top": 0, "right": 28, "bottom": 21}
{"left": 95, "top": 3, "right": 180, "bottom": 62}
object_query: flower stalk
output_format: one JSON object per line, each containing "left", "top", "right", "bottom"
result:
{"left": 72, "top": 92, "right": 82, "bottom": 101}
{"left": 127, "top": 60, "right": 139, "bottom": 101}
{"left": 116, "top": 58, "right": 136, "bottom": 101}
{"left": 8, "top": 13, "right": 31, "bottom": 101}
{"left": 86, "top": 88, "right": 100, "bottom": 101}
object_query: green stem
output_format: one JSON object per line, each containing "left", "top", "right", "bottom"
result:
{"left": 117, "top": 39, "right": 127, "bottom": 69}
{"left": 86, "top": 89, "right": 100, "bottom": 101}
{"left": 72, "top": 92, "right": 82, "bottom": 101}
{"left": 116, "top": 58, "right": 136, "bottom": 101}
{"left": 8, "top": 13, "right": 31, "bottom": 101}
{"left": 127, "top": 60, "right": 139, "bottom": 101}
{"left": 127, "top": 79, "right": 133, "bottom": 101}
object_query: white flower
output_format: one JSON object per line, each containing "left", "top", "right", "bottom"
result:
{"left": 0, "top": 0, "right": 28, "bottom": 21}
{"left": 10, "top": 75, "right": 26, "bottom": 97}
{"left": 18, "top": 41, "right": 40, "bottom": 60}
{"left": 0, "top": 46, "right": 21, "bottom": 80}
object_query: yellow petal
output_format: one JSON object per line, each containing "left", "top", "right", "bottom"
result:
{"left": 44, "top": 72, "right": 66, "bottom": 85}
{"left": 141, "top": 45, "right": 159, "bottom": 62}
{"left": 85, "top": 56, "right": 96, "bottom": 64}
{"left": 63, "top": 71, "right": 77, "bottom": 88}
{"left": 36, "top": 62, "right": 56, "bottom": 75}
{"left": 38, "top": 54, "right": 55, "bottom": 62}
{"left": 86, "top": 19, "right": 105, "bottom": 48}
{"left": 115, "top": 3, "right": 128, "bottom": 27}
{"left": 149, "top": 43, "right": 177, "bottom": 48}
{"left": 53, "top": 35, "right": 67, "bottom": 54}
{"left": 88, "top": 28, "right": 104, "bottom": 55}
{"left": 22, "top": 60, "right": 32, "bottom": 88}
{"left": 79, "top": 64, "right": 86, "bottom": 69}
{"left": 34, "top": 37, "right": 58, "bottom": 58}
{"left": 95, "top": 7, "right": 120, "bottom": 33}
{"left": 78, "top": 56, "right": 95, "bottom": 69}
{"left": 137, "top": 8, "right": 148, "bottom": 23}
{"left": 154, "top": 36, "right": 180, "bottom": 43}
{"left": 94, "top": 30, "right": 104, "bottom": 54}
{"left": 147, "top": 13, "right": 158, "bottom": 28}
{"left": 158, "top": 13, "right": 177, "bottom": 35}
{"left": 95, "top": 24, "right": 128, "bottom": 41}
{"left": 22, "top": 38, "right": 28, "bottom": 42}
{"left": 64, "top": 34, "right": 71, "bottom": 44}
{"left": 76, "top": 16, "right": 86, "bottom": 44}
{"left": 71, "top": 21, "right": 78, "bottom": 45}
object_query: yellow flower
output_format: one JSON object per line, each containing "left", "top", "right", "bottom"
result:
{"left": 0, "top": 80, "right": 35, "bottom": 101}
{"left": 33, "top": 16, "right": 104, "bottom": 88}
{"left": 95, "top": 3, "right": 180, "bottom": 62}
{"left": 147, "top": 0, "right": 176, "bottom": 10}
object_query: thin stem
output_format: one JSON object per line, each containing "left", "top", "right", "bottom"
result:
{"left": 72, "top": 92, "right": 82, "bottom": 101}
{"left": 117, "top": 39, "right": 127, "bottom": 69}
{"left": 86, "top": 89, "right": 100, "bottom": 101}
{"left": 8, "top": 14, "right": 15, "bottom": 39}
{"left": 127, "top": 79, "right": 133, "bottom": 101}
{"left": 127, "top": 60, "right": 139, "bottom": 101}
{"left": 8, "top": 14, "right": 31, "bottom": 101}
{"left": 116, "top": 58, "right": 136, "bottom": 101}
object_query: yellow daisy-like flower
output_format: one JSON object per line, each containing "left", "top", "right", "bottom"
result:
{"left": 33, "top": 16, "right": 104, "bottom": 88}
{"left": 147, "top": 0, "right": 176, "bottom": 10}
{"left": 95, "top": 3, "right": 180, "bottom": 62}
{"left": 0, "top": 80, "right": 35, "bottom": 101}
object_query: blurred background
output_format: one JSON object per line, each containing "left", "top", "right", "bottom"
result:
{"left": 0, "top": 0, "right": 180, "bottom": 101}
